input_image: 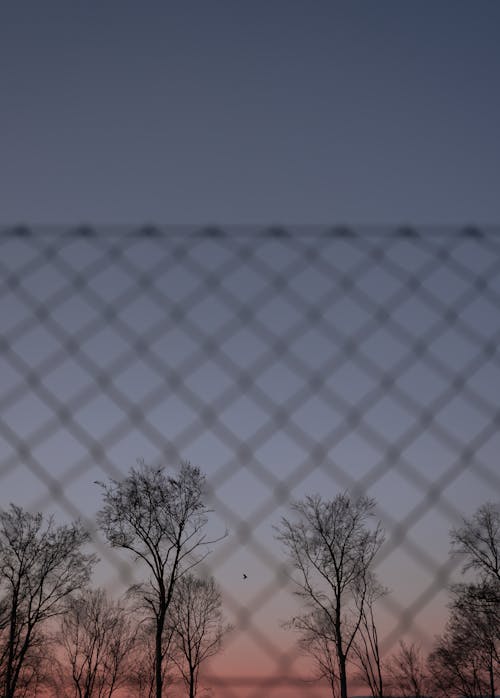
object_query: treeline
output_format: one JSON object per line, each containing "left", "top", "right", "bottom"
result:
{"left": 0, "top": 462, "right": 230, "bottom": 698}
{"left": 0, "top": 461, "right": 498, "bottom": 698}
{"left": 277, "top": 495, "right": 499, "bottom": 698}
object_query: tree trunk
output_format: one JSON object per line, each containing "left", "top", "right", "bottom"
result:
{"left": 4, "top": 599, "right": 17, "bottom": 698}
{"left": 155, "top": 617, "right": 163, "bottom": 698}
{"left": 376, "top": 661, "right": 384, "bottom": 698}
{"left": 339, "top": 653, "right": 348, "bottom": 698}
{"left": 489, "top": 650, "right": 495, "bottom": 698}
{"left": 335, "top": 601, "right": 347, "bottom": 698}
{"left": 189, "top": 665, "right": 195, "bottom": 698}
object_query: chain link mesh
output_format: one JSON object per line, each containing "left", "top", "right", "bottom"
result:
{"left": 1, "top": 225, "right": 500, "bottom": 696}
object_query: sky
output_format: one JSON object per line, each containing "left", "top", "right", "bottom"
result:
{"left": 1, "top": 1, "right": 500, "bottom": 224}
{"left": 1, "top": 228, "right": 500, "bottom": 698}
{"left": 1, "top": 3, "right": 500, "bottom": 696}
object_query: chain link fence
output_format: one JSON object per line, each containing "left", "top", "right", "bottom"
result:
{"left": 1, "top": 225, "right": 500, "bottom": 696}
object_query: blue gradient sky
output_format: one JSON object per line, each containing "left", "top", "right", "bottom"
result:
{"left": 1, "top": 3, "right": 500, "bottom": 695}
{"left": 1, "top": 1, "right": 500, "bottom": 223}
{"left": 1, "top": 229, "right": 499, "bottom": 697}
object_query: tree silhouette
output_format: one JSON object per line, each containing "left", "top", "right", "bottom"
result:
{"left": 168, "top": 573, "right": 231, "bottom": 698}
{"left": 352, "top": 576, "right": 387, "bottom": 698}
{"left": 56, "top": 587, "right": 135, "bottom": 698}
{"left": 451, "top": 501, "right": 500, "bottom": 583}
{"left": 387, "top": 641, "right": 429, "bottom": 698}
{"left": 275, "top": 492, "right": 384, "bottom": 698}
{"left": 0, "top": 505, "right": 96, "bottom": 698}
{"left": 96, "top": 461, "right": 224, "bottom": 698}
{"left": 123, "top": 614, "right": 176, "bottom": 698}
{"left": 429, "top": 502, "right": 500, "bottom": 698}
{"left": 289, "top": 606, "right": 340, "bottom": 698}
{"left": 429, "top": 584, "right": 499, "bottom": 698}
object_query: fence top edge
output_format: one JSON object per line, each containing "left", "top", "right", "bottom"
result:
{"left": 1, "top": 224, "right": 499, "bottom": 238}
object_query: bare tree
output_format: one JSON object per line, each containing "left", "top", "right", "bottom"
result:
{"left": 352, "top": 577, "right": 387, "bottom": 698}
{"left": 450, "top": 501, "right": 500, "bottom": 583}
{"left": 167, "top": 574, "right": 231, "bottom": 698}
{"left": 5, "top": 631, "right": 53, "bottom": 698}
{"left": 289, "top": 607, "right": 340, "bottom": 698}
{"left": 56, "top": 587, "right": 135, "bottom": 698}
{"left": 123, "top": 607, "right": 177, "bottom": 698}
{"left": 429, "top": 501, "right": 500, "bottom": 698}
{"left": 429, "top": 624, "right": 488, "bottom": 698}
{"left": 96, "top": 461, "right": 224, "bottom": 698}
{"left": 429, "top": 582, "right": 499, "bottom": 698}
{"left": 427, "top": 502, "right": 500, "bottom": 698}
{"left": 0, "top": 505, "right": 96, "bottom": 698}
{"left": 275, "top": 492, "right": 384, "bottom": 698}
{"left": 124, "top": 621, "right": 157, "bottom": 698}
{"left": 387, "top": 641, "right": 429, "bottom": 698}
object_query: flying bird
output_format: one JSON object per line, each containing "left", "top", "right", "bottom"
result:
{"left": 243, "top": 573, "right": 248, "bottom": 580}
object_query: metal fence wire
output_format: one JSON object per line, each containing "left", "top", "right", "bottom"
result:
{"left": 1, "top": 225, "right": 500, "bottom": 697}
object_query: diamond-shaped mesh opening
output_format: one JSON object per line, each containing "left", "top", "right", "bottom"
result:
{"left": 1, "top": 225, "right": 499, "bottom": 697}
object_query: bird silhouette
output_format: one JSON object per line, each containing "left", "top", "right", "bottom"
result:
{"left": 243, "top": 573, "right": 248, "bottom": 580}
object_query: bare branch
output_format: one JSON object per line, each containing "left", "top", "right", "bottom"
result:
{"left": 0, "top": 505, "right": 96, "bottom": 698}
{"left": 275, "top": 492, "right": 384, "bottom": 698}
{"left": 96, "top": 461, "right": 226, "bottom": 698}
